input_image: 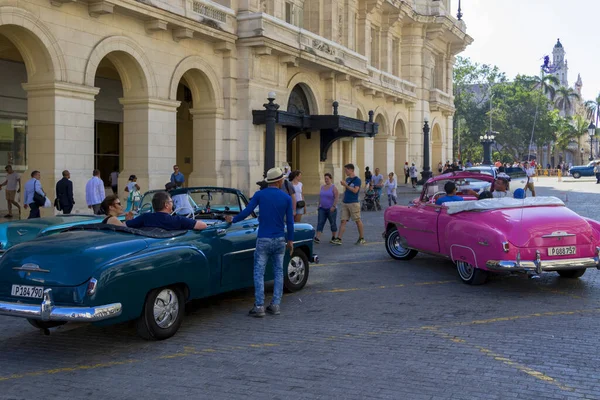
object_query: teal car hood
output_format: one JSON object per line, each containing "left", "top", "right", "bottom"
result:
{"left": 0, "top": 230, "right": 148, "bottom": 287}
{"left": 0, "top": 215, "right": 104, "bottom": 250}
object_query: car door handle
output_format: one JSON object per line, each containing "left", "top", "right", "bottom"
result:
{"left": 216, "top": 229, "right": 227, "bottom": 236}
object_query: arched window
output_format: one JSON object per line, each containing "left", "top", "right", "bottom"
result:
{"left": 287, "top": 85, "right": 310, "bottom": 114}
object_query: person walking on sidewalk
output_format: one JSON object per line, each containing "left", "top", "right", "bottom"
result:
{"left": 314, "top": 172, "right": 339, "bottom": 244}
{"left": 372, "top": 168, "right": 384, "bottom": 198}
{"left": 23, "top": 170, "right": 45, "bottom": 219}
{"left": 522, "top": 161, "right": 536, "bottom": 197}
{"left": 0, "top": 165, "right": 20, "bottom": 218}
{"left": 594, "top": 162, "right": 600, "bottom": 184}
{"left": 335, "top": 163, "right": 365, "bottom": 245}
{"left": 364, "top": 166, "right": 372, "bottom": 188}
{"left": 409, "top": 163, "right": 418, "bottom": 188}
{"left": 55, "top": 170, "right": 75, "bottom": 214}
{"left": 289, "top": 170, "right": 305, "bottom": 222}
{"left": 403, "top": 162, "right": 409, "bottom": 184}
{"left": 86, "top": 169, "right": 105, "bottom": 215}
{"left": 384, "top": 172, "right": 397, "bottom": 206}
{"left": 225, "top": 167, "right": 294, "bottom": 317}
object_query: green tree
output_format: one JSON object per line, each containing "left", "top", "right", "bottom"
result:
{"left": 523, "top": 74, "right": 560, "bottom": 101}
{"left": 554, "top": 86, "right": 581, "bottom": 115}
{"left": 584, "top": 92, "right": 600, "bottom": 128}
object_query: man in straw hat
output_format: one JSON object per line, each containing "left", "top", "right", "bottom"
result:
{"left": 226, "top": 167, "right": 294, "bottom": 317}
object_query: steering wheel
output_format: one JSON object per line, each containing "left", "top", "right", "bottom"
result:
{"left": 430, "top": 191, "right": 447, "bottom": 204}
{"left": 172, "top": 206, "right": 195, "bottom": 219}
{"left": 139, "top": 203, "right": 152, "bottom": 214}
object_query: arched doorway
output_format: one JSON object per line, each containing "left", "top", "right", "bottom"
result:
{"left": 0, "top": 13, "right": 66, "bottom": 215}
{"left": 169, "top": 57, "right": 223, "bottom": 188}
{"left": 394, "top": 119, "right": 408, "bottom": 180}
{"left": 432, "top": 123, "right": 443, "bottom": 173}
{"left": 287, "top": 84, "right": 311, "bottom": 171}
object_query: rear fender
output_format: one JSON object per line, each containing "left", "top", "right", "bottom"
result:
{"left": 450, "top": 245, "right": 478, "bottom": 268}
{"left": 91, "top": 246, "right": 210, "bottom": 325}
{"left": 583, "top": 218, "right": 600, "bottom": 241}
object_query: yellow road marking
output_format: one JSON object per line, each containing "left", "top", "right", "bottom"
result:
{"left": 0, "top": 359, "right": 139, "bottom": 382}
{"left": 426, "top": 328, "right": 574, "bottom": 392}
{"left": 312, "top": 280, "right": 453, "bottom": 294}
{"left": 2, "top": 307, "right": 599, "bottom": 383}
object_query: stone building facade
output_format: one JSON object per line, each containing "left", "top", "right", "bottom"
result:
{"left": 0, "top": 0, "right": 471, "bottom": 212}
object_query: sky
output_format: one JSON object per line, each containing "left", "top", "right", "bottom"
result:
{"left": 457, "top": 0, "right": 599, "bottom": 102}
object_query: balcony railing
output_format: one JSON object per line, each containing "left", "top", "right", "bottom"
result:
{"left": 429, "top": 88, "right": 454, "bottom": 112}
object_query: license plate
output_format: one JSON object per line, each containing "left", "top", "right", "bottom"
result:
{"left": 547, "top": 246, "right": 576, "bottom": 256}
{"left": 11, "top": 285, "right": 44, "bottom": 299}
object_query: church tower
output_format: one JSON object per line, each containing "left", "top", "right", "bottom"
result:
{"left": 551, "top": 38, "right": 568, "bottom": 87}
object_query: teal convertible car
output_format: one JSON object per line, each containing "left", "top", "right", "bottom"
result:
{"left": 0, "top": 187, "right": 317, "bottom": 340}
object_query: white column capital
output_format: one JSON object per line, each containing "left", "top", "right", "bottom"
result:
{"left": 118, "top": 97, "right": 181, "bottom": 111}
{"left": 22, "top": 82, "right": 100, "bottom": 100}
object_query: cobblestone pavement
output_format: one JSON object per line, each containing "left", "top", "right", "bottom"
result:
{"left": 2, "top": 177, "right": 600, "bottom": 399}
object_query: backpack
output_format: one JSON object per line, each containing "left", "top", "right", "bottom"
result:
{"left": 282, "top": 179, "right": 294, "bottom": 196}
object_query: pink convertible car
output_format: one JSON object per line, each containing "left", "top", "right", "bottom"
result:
{"left": 383, "top": 171, "right": 600, "bottom": 284}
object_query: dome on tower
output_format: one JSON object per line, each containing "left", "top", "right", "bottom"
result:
{"left": 554, "top": 38, "right": 563, "bottom": 48}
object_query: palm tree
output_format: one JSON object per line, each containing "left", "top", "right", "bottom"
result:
{"left": 584, "top": 92, "right": 600, "bottom": 128}
{"left": 554, "top": 86, "right": 580, "bottom": 115}
{"left": 525, "top": 74, "right": 559, "bottom": 100}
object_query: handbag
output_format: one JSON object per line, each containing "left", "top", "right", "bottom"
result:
{"left": 296, "top": 200, "right": 306, "bottom": 208}
{"left": 33, "top": 181, "right": 46, "bottom": 207}
{"left": 54, "top": 198, "right": 62, "bottom": 211}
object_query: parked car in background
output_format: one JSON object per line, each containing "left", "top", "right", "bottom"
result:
{"left": 569, "top": 160, "right": 600, "bottom": 179}
{"left": 383, "top": 172, "right": 600, "bottom": 285}
{"left": 0, "top": 187, "right": 317, "bottom": 340}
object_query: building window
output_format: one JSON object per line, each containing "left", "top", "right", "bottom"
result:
{"left": 0, "top": 118, "right": 27, "bottom": 171}
{"left": 285, "top": 2, "right": 303, "bottom": 27}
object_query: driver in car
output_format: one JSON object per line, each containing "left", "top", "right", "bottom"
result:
{"left": 464, "top": 176, "right": 512, "bottom": 199}
{"left": 126, "top": 191, "right": 207, "bottom": 231}
{"left": 435, "top": 181, "right": 464, "bottom": 205}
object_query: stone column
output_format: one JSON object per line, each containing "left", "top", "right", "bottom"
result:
{"left": 374, "top": 135, "right": 396, "bottom": 175}
{"left": 297, "top": 133, "right": 322, "bottom": 195}
{"left": 188, "top": 106, "right": 225, "bottom": 187}
{"left": 22, "top": 82, "right": 99, "bottom": 216}
{"left": 118, "top": 98, "right": 180, "bottom": 195}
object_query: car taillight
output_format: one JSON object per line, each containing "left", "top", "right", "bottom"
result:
{"left": 502, "top": 242, "right": 510, "bottom": 253}
{"left": 87, "top": 278, "right": 98, "bottom": 296}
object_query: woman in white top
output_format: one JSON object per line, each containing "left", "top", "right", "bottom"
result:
{"left": 289, "top": 170, "right": 304, "bottom": 222}
{"left": 124, "top": 175, "right": 141, "bottom": 212}
{"left": 384, "top": 172, "right": 398, "bottom": 206}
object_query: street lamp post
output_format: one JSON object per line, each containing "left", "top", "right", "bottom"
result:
{"left": 264, "top": 91, "right": 280, "bottom": 176}
{"left": 420, "top": 118, "right": 432, "bottom": 183}
{"left": 588, "top": 122, "right": 596, "bottom": 161}
{"left": 581, "top": 148, "right": 584, "bottom": 165}
{"left": 479, "top": 132, "right": 496, "bottom": 165}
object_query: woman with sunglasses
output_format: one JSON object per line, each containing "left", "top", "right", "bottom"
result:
{"left": 100, "top": 194, "right": 127, "bottom": 226}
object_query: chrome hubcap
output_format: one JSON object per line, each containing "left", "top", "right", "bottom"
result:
{"left": 153, "top": 289, "right": 179, "bottom": 329}
{"left": 288, "top": 256, "right": 305, "bottom": 285}
{"left": 386, "top": 230, "right": 410, "bottom": 258}
{"left": 456, "top": 261, "right": 474, "bottom": 281}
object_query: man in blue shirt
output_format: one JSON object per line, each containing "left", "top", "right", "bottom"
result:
{"left": 225, "top": 167, "right": 294, "bottom": 318}
{"left": 335, "top": 163, "right": 365, "bottom": 245}
{"left": 371, "top": 167, "right": 384, "bottom": 198}
{"left": 126, "top": 191, "right": 207, "bottom": 231}
{"left": 435, "top": 181, "right": 464, "bottom": 205}
{"left": 170, "top": 165, "right": 185, "bottom": 186}
{"left": 23, "top": 170, "right": 46, "bottom": 219}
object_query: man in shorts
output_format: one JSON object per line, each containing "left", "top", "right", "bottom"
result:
{"left": 0, "top": 165, "right": 20, "bottom": 218}
{"left": 334, "top": 163, "right": 365, "bottom": 245}
{"left": 523, "top": 161, "right": 536, "bottom": 197}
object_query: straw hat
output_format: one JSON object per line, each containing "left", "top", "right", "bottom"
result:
{"left": 265, "top": 167, "right": 285, "bottom": 183}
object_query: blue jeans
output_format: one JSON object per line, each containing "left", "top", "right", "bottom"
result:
{"left": 253, "top": 237, "right": 286, "bottom": 306}
{"left": 316, "top": 207, "right": 338, "bottom": 233}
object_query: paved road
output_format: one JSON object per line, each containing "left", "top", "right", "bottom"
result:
{"left": 1, "top": 177, "right": 600, "bottom": 399}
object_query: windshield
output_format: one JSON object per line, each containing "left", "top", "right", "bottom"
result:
{"left": 466, "top": 168, "right": 493, "bottom": 176}
{"left": 424, "top": 178, "right": 492, "bottom": 199}
{"left": 188, "top": 190, "right": 243, "bottom": 212}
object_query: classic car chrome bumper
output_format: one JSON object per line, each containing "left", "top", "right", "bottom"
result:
{"left": 486, "top": 251, "right": 600, "bottom": 274}
{"left": 0, "top": 288, "right": 122, "bottom": 322}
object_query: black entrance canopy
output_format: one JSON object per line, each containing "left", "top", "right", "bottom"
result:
{"left": 253, "top": 100, "right": 378, "bottom": 168}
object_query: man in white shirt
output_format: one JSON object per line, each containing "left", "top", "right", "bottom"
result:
{"left": 409, "top": 163, "right": 418, "bottom": 188}
{"left": 0, "top": 165, "right": 20, "bottom": 218}
{"left": 86, "top": 169, "right": 106, "bottom": 214}
{"left": 492, "top": 176, "right": 513, "bottom": 198}
{"left": 109, "top": 168, "right": 119, "bottom": 194}
{"left": 522, "top": 161, "right": 536, "bottom": 197}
